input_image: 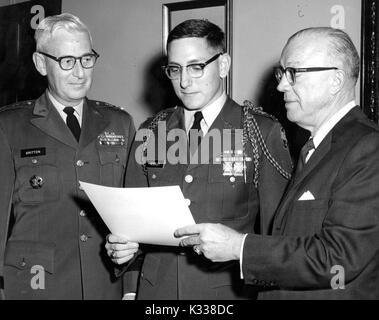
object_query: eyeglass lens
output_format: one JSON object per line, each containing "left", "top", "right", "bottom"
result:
{"left": 60, "top": 55, "right": 97, "bottom": 70}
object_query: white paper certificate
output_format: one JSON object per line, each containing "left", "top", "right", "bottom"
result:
{"left": 79, "top": 181, "right": 195, "bottom": 246}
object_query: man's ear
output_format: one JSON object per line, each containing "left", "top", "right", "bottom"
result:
{"left": 33, "top": 52, "right": 47, "bottom": 76}
{"left": 330, "top": 69, "right": 345, "bottom": 95}
{"left": 219, "top": 53, "right": 231, "bottom": 79}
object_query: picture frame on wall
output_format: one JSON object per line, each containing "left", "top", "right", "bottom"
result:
{"left": 162, "top": 0, "right": 233, "bottom": 97}
{"left": 361, "top": 0, "right": 379, "bottom": 123}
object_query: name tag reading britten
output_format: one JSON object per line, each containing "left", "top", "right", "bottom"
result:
{"left": 98, "top": 132, "right": 125, "bottom": 146}
{"left": 21, "top": 147, "right": 46, "bottom": 158}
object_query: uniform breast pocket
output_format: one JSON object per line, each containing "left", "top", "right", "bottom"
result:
{"left": 98, "top": 148, "right": 127, "bottom": 187}
{"left": 14, "top": 150, "right": 59, "bottom": 204}
{"left": 284, "top": 199, "right": 328, "bottom": 236}
{"left": 206, "top": 164, "right": 253, "bottom": 221}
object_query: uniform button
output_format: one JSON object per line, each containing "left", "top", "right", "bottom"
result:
{"left": 141, "top": 272, "right": 144, "bottom": 278}
{"left": 184, "top": 198, "right": 191, "bottom": 206}
{"left": 178, "top": 251, "right": 186, "bottom": 256}
{"left": 31, "top": 158, "right": 38, "bottom": 164}
{"left": 185, "top": 175, "right": 193, "bottom": 183}
{"left": 79, "top": 210, "right": 86, "bottom": 217}
{"left": 230, "top": 176, "right": 236, "bottom": 183}
{"left": 80, "top": 234, "right": 88, "bottom": 242}
{"left": 151, "top": 174, "right": 157, "bottom": 179}
{"left": 76, "top": 160, "right": 84, "bottom": 167}
{"left": 20, "top": 260, "right": 27, "bottom": 268}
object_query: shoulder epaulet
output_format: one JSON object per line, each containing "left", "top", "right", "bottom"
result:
{"left": 243, "top": 100, "right": 278, "bottom": 122}
{"left": 93, "top": 100, "right": 128, "bottom": 113}
{"left": 0, "top": 100, "right": 34, "bottom": 112}
{"left": 141, "top": 106, "right": 178, "bottom": 130}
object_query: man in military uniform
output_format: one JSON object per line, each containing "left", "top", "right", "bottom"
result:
{"left": 106, "top": 19, "right": 292, "bottom": 299}
{"left": 0, "top": 13, "right": 134, "bottom": 299}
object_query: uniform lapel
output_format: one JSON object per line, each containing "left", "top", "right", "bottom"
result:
{"left": 79, "top": 99, "right": 110, "bottom": 149}
{"left": 187, "top": 98, "right": 240, "bottom": 170}
{"left": 30, "top": 92, "right": 78, "bottom": 149}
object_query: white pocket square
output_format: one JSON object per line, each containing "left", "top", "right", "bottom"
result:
{"left": 298, "top": 190, "right": 315, "bottom": 201}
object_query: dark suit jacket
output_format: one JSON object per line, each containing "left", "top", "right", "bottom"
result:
{"left": 242, "top": 107, "right": 379, "bottom": 299}
{"left": 0, "top": 91, "right": 135, "bottom": 299}
{"left": 124, "top": 98, "right": 292, "bottom": 299}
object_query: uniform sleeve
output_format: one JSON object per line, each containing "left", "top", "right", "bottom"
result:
{"left": 244, "top": 132, "right": 379, "bottom": 290}
{"left": 258, "top": 121, "right": 293, "bottom": 234}
{"left": 121, "top": 124, "right": 149, "bottom": 294}
{"left": 0, "top": 123, "right": 14, "bottom": 299}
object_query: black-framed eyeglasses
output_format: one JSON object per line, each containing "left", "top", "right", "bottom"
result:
{"left": 274, "top": 66, "right": 338, "bottom": 86}
{"left": 163, "top": 52, "right": 223, "bottom": 80}
{"left": 38, "top": 49, "right": 100, "bottom": 70}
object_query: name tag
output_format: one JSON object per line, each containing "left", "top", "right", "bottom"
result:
{"left": 145, "top": 161, "right": 165, "bottom": 168}
{"left": 21, "top": 147, "right": 46, "bottom": 158}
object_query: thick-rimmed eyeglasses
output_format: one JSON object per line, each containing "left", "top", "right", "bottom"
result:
{"left": 163, "top": 52, "right": 223, "bottom": 80}
{"left": 274, "top": 66, "right": 338, "bottom": 86}
{"left": 38, "top": 49, "right": 100, "bottom": 71}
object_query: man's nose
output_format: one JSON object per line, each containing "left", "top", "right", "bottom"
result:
{"left": 180, "top": 68, "right": 192, "bottom": 89}
{"left": 72, "top": 59, "right": 85, "bottom": 78}
{"left": 276, "top": 74, "right": 291, "bottom": 93}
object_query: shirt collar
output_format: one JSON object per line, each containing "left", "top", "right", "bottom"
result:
{"left": 184, "top": 92, "right": 227, "bottom": 134}
{"left": 312, "top": 100, "right": 356, "bottom": 148}
{"left": 47, "top": 90, "right": 84, "bottom": 121}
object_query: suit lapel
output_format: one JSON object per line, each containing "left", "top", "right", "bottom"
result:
{"left": 30, "top": 92, "right": 78, "bottom": 149}
{"left": 79, "top": 99, "right": 110, "bottom": 149}
{"left": 272, "top": 106, "right": 361, "bottom": 232}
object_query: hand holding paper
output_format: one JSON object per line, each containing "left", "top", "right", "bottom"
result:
{"left": 79, "top": 181, "right": 195, "bottom": 246}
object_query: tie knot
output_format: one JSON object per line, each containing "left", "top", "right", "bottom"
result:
{"left": 191, "top": 111, "right": 203, "bottom": 131}
{"left": 63, "top": 106, "right": 75, "bottom": 116}
{"left": 303, "top": 138, "right": 315, "bottom": 154}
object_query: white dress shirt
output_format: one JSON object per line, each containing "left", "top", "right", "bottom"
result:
{"left": 183, "top": 92, "right": 227, "bottom": 134}
{"left": 306, "top": 100, "right": 356, "bottom": 163}
{"left": 48, "top": 91, "right": 83, "bottom": 127}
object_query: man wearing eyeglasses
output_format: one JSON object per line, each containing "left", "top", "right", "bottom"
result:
{"left": 0, "top": 13, "right": 135, "bottom": 299}
{"left": 106, "top": 19, "right": 292, "bottom": 300}
{"left": 175, "top": 27, "right": 379, "bottom": 300}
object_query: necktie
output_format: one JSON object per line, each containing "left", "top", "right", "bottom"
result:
{"left": 296, "top": 138, "right": 314, "bottom": 173}
{"left": 189, "top": 111, "right": 203, "bottom": 153}
{"left": 63, "top": 106, "right": 81, "bottom": 142}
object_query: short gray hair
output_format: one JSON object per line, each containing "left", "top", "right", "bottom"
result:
{"left": 287, "top": 27, "right": 360, "bottom": 85}
{"left": 34, "top": 13, "right": 92, "bottom": 51}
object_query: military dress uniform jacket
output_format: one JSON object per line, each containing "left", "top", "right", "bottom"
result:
{"left": 0, "top": 91, "right": 135, "bottom": 299}
{"left": 124, "top": 98, "right": 292, "bottom": 299}
{"left": 242, "top": 107, "right": 379, "bottom": 299}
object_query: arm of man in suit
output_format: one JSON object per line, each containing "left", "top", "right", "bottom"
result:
{"left": 177, "top": 132, "right": 379, "bottom": 290}
{"left": 0, "top": 124, "right": 15, "bottom": 300}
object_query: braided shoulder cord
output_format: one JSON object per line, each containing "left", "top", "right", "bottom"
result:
{"left": 242, "top": 111, "right": 260, "bottom": 187}
{"left": 243, "top": 103, "right": 292, "bottom": 186}
{"left": 141, "top": 111, "right": 169, "bottom": 173}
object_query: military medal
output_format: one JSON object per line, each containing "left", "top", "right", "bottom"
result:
{"left": 98, "top": 131, "right": 125, "bottom": 146}
{"left": 30, "top": 175, "right": 44, "bottom": 189}
{"left": 216, "top": 149, "right": 252, "bottom": 182}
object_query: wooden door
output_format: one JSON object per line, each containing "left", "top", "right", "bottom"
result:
{"left": 0, "top": 0, "right": 61, "bottom": 107}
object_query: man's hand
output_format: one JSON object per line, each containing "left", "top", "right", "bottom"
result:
{"left": 174, "top": 223, "right": 244, "bottom": 262}
{"left": 105, "top": 234, "right": 139, "bottom": 265}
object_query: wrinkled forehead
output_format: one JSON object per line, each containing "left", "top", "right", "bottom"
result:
{"left": 281, "top": 35, "right": 330, "bottom": 67}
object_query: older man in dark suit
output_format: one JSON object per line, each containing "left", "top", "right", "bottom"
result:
{"left": 176, "top": 27, "right": 379, "bottom": 299}
{"left": 0, "top": 13, "right": 134, "bottom": 299}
